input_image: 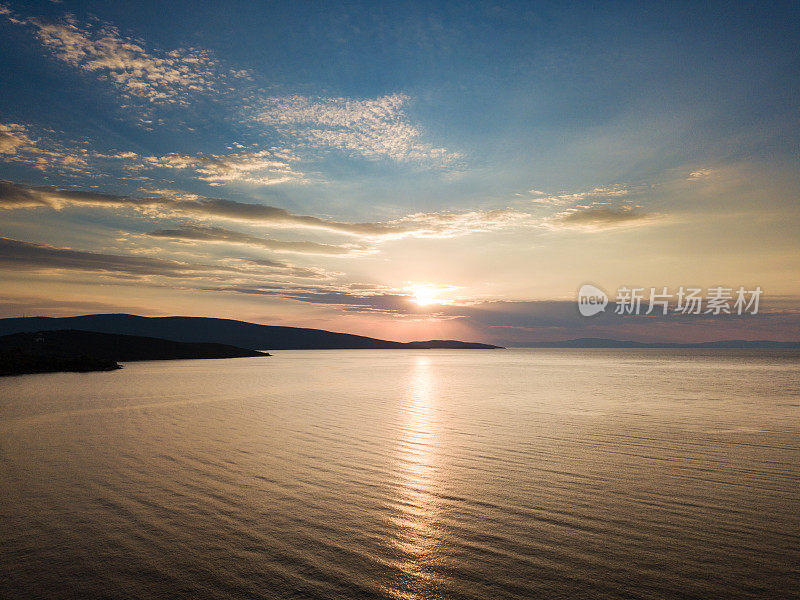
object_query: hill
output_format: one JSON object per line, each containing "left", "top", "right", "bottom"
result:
{"left": 0, "top": 329, "right": 269, "bottom": 376}
{"left": 0, "top": 314, "right": 502, "bottom": 350}
{"left": 515, "top": 338, "right": 800, "bottom": 349}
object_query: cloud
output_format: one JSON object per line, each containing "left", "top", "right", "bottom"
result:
{"left": 372, "top": 208, "right": 528, "bottom": 239}
{"left": 237, "top": 258, "right": 333, "bottom": 279}
{"left": 0, "top": 122, "right": 95, "bottom": 174}
{"left": 5, "top": 8, "right": 457, "bottom": 167}
{"left": 147, "top": 225, "right": 367, "bottom": 255}
{"left": 0, "top": 236, "right": 231, "bottom": 278}
{"left": 253, "top": 93, "right": 461, "bottom": 165}
{"left": 0, "top": 294, "right": 163, "bottom": 318}
{"left": 0, "top": 236, "right": 332, "bottom": 281}
{"left": 530, "top": 185, "right": 630, "bottom": 206}
{"left": 4, "top": 9, "right": 246, "bottom": 105}
{"left": 546, "top": 204, "right": 656, "bottom": 230}
{"left": 0, "top": 123, "right": 34, "bottom": 154}
{"left": 688, "top": 168, "right": 713, "bottom": 180}
{"left": 144, "top": 150, "right": 305, "bottom": 185}
{"left": 0, "top": 121, "right": 301, "bottom": 185}
{"left": 201, "top": 284, "right": 429, "bottom": 316}
{"left": 0, "top": 179, "right": 146, "bottom": 208}
{"left": 0, "top": 180, "right": 527, "bottom": 239}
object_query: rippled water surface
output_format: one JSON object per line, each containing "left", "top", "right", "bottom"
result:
{"left": 1, "top": 349, "right": 799, "bottom": 599}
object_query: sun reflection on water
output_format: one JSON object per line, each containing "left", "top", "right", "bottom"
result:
{"left": 385, "top": 356, "right": 444, "bottom": 599}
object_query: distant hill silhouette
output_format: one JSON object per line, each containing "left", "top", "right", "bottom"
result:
{"left": 0, "top": 329, "right": 269, "bottom": 376}
{"left": 515, "top": 338, "right": 800, "bottom": 349}
{"left": 0, "top": 314, "right": 502, "bottom": 350}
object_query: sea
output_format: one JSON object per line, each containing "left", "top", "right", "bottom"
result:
{"left": 1, "top": 349, "right": 798, "bottom": 599}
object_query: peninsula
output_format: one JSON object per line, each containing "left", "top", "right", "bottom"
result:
{"left": 0, "top": 329, "right": 269, "bottom": 376}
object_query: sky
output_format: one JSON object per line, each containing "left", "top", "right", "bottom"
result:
{"left": 0, "top": 0, "right": 798, "bottom": 344}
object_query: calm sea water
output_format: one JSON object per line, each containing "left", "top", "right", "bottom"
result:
{"left": 1, "top": 349, "right": 798, "bottom": 599}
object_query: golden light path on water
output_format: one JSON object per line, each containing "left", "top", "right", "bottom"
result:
{"left": 384, "top": 356, "right": 442, "bottom": 599}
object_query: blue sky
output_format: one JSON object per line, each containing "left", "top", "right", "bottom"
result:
{"left": 1, "top": 1, "right": 798, "bottom": 343}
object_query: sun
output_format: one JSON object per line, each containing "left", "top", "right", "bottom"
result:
{"left": 409, "top": 284, "right": 453, "bottom": 306}
{"left": 412, "top": 286, "right": 438, "bottom": 306}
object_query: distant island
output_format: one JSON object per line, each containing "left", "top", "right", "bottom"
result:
{"left": 0, "top": 329, "right": 269, "bottom": 377}
{"left": 514, "top": 338, "right": 800, "bottom": 349}
{"left": 0, "top": 314, "right": 503, "bottom": 350}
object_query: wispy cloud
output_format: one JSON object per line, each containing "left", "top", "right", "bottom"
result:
{"left": 0, "top": 123, "right": 33, "bottom": 154}
{"left": 0, "top": 180, "right": 527, "bottom": 239}
{"left": 3, "top": 7, "right": 249, "bottom": 106}
{"left": 253, "top": 93, "right": 461, "bottom": 165}
{"left": 229, "top": 287, "right": 424, "bottom": 315}
{"left": 147, "top": 225, "right": 367, "bottom": 256}
{"left": 0, "top": 293, "right": 163, "bottom": 318}
{"left": 236, "top": 257, "right": 333, "bottom": 279}
{"left": 374, "top": 208, "right": 527, "bottom": 239}
{"left": 688, "top": 168, "right": 713, "bottom": 180}
{"left": 545, "top": 204, "right": 656, "bottom": 230}
{"left": 0, "top": 179, "right": 140, "bottom": 208}
{"left": 143, "top": 149, "right": 305, "bottom": 186}
{"left": 0, "top": 236, "right": 332, "bottom": 280}
{"left": 0, "top": 236, "right": 232, "bottom": 278}
{"left": 0, "top": 122, "right": 306, "bottom": 186}
{"left": 0, "top": 122, "right": 94, "bottom": 174}
{"left": 4, "top": 7, "right": 460, "bottom": 172}
{"left": 530, "top": 185, "right": 630, "bottom": 206}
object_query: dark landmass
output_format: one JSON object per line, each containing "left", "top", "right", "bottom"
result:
{"left": 402, "top": 339, "right": 504, "bottom": 349}
{"left": 0, "top": 314, "right": 502, "bottom": 350}
{"left": 0, "top": 351, "right": 121, "bottom": 376}
{"left": 513, "top": 338, "right": 800, "bottom": 349}
{"left": 0, "top": 329, "right": 269, "bottom": 376}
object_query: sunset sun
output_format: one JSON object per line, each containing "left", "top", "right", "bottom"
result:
{"left": 411, "top": 285, "right": 439, "bottom": 306}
